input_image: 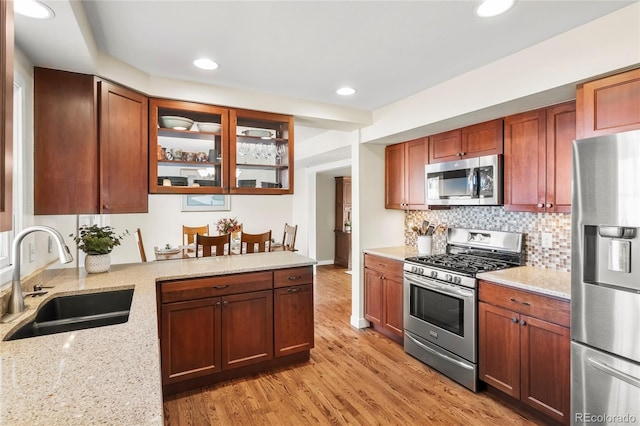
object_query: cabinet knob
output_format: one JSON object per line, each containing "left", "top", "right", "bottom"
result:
{"left": 222, "top": 300, "right": 229, "bottom": 306}
{"left": 546, "top": 203, "right": 553, "bottom": 208}
{"left": 103, "top": 204, "right": 111, "bottom": 210}
{"left": 519, "top": 320, "right": 527, "bottom": 326}
{"left": 511, "top": 318, "right": 518, "bottom": 323}
{"left": 460, "top": 152, "right": 465, "bottom": 156}
{"left": 537, "top": 203, "right": 544, "bottom": 208}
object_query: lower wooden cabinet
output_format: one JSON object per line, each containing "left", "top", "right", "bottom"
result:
{"left": 478, "top": 280, "right": 570, "bottom": 425}
{"left": 158, "top": 266, "right": 313, "bottom": 393}
{"left": 334, "top": 230, "right": 352, "bottom": 268}
{"left": 363, "top": 254, "right": 403, "bottom": 343}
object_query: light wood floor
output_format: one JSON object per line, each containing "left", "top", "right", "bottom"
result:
{"left": 163, "top": 265, "right": 547, "bottom": 425}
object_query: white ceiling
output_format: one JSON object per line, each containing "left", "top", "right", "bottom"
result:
{"left": 14, "top": 0, "right": 635, "bottom": 112}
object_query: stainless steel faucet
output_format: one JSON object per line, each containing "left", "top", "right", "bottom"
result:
{"left": 2, "top": 226, "right": 74, "bottom": 322}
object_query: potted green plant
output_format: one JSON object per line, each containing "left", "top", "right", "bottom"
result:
{"left": 70, "top": 225, "right": 129, "bottom": 273}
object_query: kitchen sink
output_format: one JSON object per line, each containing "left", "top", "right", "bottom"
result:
{"left": 5, "top": 288, "right": 134, "bottom": 341}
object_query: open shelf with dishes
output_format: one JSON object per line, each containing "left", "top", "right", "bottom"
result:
{"left": 149, "top": 99, "right": 229, "bottom": 194}
{"left": 230, "top": 109, "right": 294, "bottom": 194}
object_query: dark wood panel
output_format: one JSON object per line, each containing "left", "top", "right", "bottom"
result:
{"left": 363, "top": 267, "right": 383, "bottom": 326}
{"left": 99, "top": 80, "right": 148, "bottom": 213}
{"left": 429, "top": 129, "right": 462, "bottom": 163}
{"left": 461, "top": 118, "right": 504, "bottom": 157}
{"left": 34, "top": 68, "right": 99, "bottom": 214}
{"left": 274, "top": 284, "right": 314, "bottom": 357}
{"left": 334, "top": 230, "right": 351, "bottom": 268}
{"left": 504, "top": 109, "right": 546, "bottom": 212}
{"left": 221, "top": 290, "right": 274, "bottom": 370}
{"left": 160, "top": 271, "right": 273, "bottom": 303}
{"left": 478, "top": 302, "right": 521, "bottom": 398}
{"left": 383, "top": 276, "right": 403, "bottom": 340}
{"left": 405, "top": 138, "right": 428, "bottom": 209}
{"left": 520, "top": 315, "right": 570, "bottom": 425}
{"left": 364, "top": 254, "right": 403, "bottom": 280}
{"left": 0, "top": 0, "right": 13, "bottom": 231}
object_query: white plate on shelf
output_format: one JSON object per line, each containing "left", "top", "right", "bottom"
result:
{"left": 242, "top": 129, "right": 273, "bottom": 138}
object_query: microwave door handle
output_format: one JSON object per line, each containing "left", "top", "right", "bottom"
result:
{"left": 469, "top": 168, "right": 479, "bottom": 198}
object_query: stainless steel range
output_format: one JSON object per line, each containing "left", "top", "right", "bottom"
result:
{"left": 403, "top": 228, "right": 524, "bottom": 391}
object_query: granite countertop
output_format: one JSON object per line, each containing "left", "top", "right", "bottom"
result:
{"left": 363, "top": 246, "right": 418, "bottom": 261}
{"left": 0, "top": 251, "right": 316, "bottom": 425}
{"left": 477, "top": 266, "right": 571, "bottom": 300}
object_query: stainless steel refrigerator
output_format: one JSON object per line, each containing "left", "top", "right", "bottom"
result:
{"left": 572, "top": 129, "right": 640, "bottom": 425}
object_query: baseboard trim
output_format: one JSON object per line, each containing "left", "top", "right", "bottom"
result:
{"left": 316, "top": 260, "right": 334, "bottom": 266}
{"left": 350, "top": 316, "right": 370, "bottom": 329}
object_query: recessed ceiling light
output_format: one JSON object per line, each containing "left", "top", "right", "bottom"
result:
{"left": 14, "top": 0, "right": 55, "bottom": 19}
{"left": 336, "top": 87, "right": 356, "bottom": 96}
{"left": 475, "top": 0, "right": 515, "bottom": 17}
{"left": 193, "top": 58, "right": 219, "bottom": 70}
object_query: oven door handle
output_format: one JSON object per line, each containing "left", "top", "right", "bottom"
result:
{"left": 405, "top": 332, "right": 474, "bottom": 371}
{"left": 588, "top": 357, "right": 640, "bottom": 388}
{"left": 405, "top": 275, "right": 474, "bottom": 299}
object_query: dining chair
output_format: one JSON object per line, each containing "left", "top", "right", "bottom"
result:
{"left": 281, "top": 223, "right": 298, "bottom": 251}
{"left": 196, "top": 233, "right": 231, "bottom": 257}
{"left": 240, "top": 231, "right": 272, "bottom": 254}
{"left": 183, "top": 225, "right": 210, "bottom": 253}
{"left": 135, "top": 228, "right": 147, "bottom": 262}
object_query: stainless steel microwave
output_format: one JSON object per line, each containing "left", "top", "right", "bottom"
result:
{"left": 425, "top": 154, "right": 502, "bottom": 206}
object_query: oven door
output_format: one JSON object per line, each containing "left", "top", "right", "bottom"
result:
{"left": 403, "top": 271, "right": 476, "bottom": 362}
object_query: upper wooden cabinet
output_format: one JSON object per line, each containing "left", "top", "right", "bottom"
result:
{"left": 149, "top": 99, "right": 229, "bottom": 194}
{"left": 577, "top": 67, "right": 640, "bottom": 139}
{"left": 229, "top": 109, "right": 293, "bottom": 194}
{"left": 429, "top": 119, "right": 503, "bottom": 164}
{"left": 385, "top": 138, "right": 428, "bottom": 210}
{"left": 504, "top": 101, "right": 575, "bottom": 213}
{"left": 34, "top": 68, "right": 148, "bottom": 214}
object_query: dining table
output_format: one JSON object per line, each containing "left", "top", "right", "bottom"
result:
{"left": 153, "top": 241, "right": 284, "bottom": 261}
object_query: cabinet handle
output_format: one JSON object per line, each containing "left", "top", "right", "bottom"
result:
{"left": 287, "top": 287, "right": 302, "bottom": 293}
{"left": 460, "top": 152, "right": 465, "bottom": 156}
{"left": 222, "top": 300, "right": 229, "bottom": 306}
{"left": 511, "top": 318, "right": 518, "bottom": 323}
{"left": 216, "top": 301, "right": 221, "bottom": 306}
{"left": 519, "top": 319, "right": 527, "bottom": 326}
{"left": 378, "top": 263, "right": 387, "bottom": 268}
{"left": 103, "top": 204, "right": 111, "bottom": 210}
{"left": 546, "top": 203, "right": 553, "bottom": 208}
{"left": 537, "top": 203, "right": 544, "bottom": 208}
{"left": 287, "top": 275, "right": 303, "bottom": 281}
{"left": 213, "top": 285, "right": 229, "bottom": 289}
{"left": 510, "top": 297, "right": 531, "bottom": 306}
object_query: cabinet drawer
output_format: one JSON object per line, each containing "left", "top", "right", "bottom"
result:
{"left": 161, "top": 271, "right": 273, "bottom": 303}
{"left": 479, "top": 280, "right": 570, "bottom": 327}
{"left": 274, "top": 266, "right": 313, "bottom": 289}
{"left": 364, "top": 254, "right": 403, "bottom": 280}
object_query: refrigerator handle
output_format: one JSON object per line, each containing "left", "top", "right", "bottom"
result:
{"left": 588, "top": 357, "right": 640, "bottom": 388}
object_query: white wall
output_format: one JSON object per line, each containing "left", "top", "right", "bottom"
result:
{"left": 314, "top": 174, "right": 336, "bottom": 263}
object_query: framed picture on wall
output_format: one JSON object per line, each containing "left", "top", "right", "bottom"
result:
{"left": 180, "top": 168, "right": 230, "bottom": 211}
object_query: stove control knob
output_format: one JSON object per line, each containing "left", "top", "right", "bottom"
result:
{"left": 430, "top": 271, "right": 438, "bottom": 278}
{"left": 419, "top": 267, "right": 424, "bottom": 275}
{"left": 411, "top": 266, "right": 418, "bottom": 274}
{"left": 453, "top": 276, "right": 461, "bottom": 284}
{"left": 445, "top": 274, "right": 453, "bottom": 282}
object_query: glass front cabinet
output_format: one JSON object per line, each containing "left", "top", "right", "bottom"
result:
{"left": 230, "top": 109, "right": 294, "bottom": 194}
{"left": 149, "top": 99, "right": 294, "bottom": 195}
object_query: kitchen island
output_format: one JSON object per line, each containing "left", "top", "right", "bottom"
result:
{"left": 0, "top": 251, "right": 316, "bottom": 425}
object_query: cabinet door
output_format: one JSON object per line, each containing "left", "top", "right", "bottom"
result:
{"left": 404, "top": 138, "right": 428, "bottom": 209}
{"left": 274, "top": 284, "right": 314, "bottom": 357}
{"left": 229, "top": 109, "right": 294, "bottom": 194}
{"left": 364, "top": 267, "right": 384, "bottom": 326}
{"left": 461, "top": 119, "right": 503, "bottom": 157}
{"left": 334, "top": 230, "right": 351, "bottom": 268}
{"left": 520, "top": 315, "right": 570, "bottom": 425}
{"left": 99, "top": 81, "right": 148, "bottom": 213}
{"left": 578, "top": 67, "right": 640, "bottom": 138}
{"left": 478, "top": 302, "right": 521, "bottom": 398}
{"left": 161, "top": 297, "right": 221, "bottom": 384}
{"left": 221, "top": 290, "right": 274, "bottom": 370}
{"left": 504, "top": 109, "right": 546, "bottom": 212}
{"left": 428, "top": 129, "right": 462, "bottom": 163}
{"left": 34, "top": 68, "right": 99, "bottom": 214}
{"left": 385, "top": 143, "right": 405, "bottom": 209}
{"left": 382, "top": 276, "right": 403, "bottom": 339}
{"left": 545, "top": 102, "right": 575, "bottom": 213}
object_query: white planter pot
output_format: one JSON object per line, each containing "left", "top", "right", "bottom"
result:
{"left": 85, "top": 253, "right": 111, "bottom": 274}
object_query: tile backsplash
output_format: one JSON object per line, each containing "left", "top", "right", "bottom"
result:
{"left": 405, "top": 207, "right": 571, "bottom": 272}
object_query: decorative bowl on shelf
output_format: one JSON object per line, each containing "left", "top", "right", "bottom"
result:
{"left": 242, "top": 129, "right": 273, "bottom": 138}
{"left": 196, "top": 122, "right": 221, "bottom": 133}
{"left": 159, "top": 116, "right": 194, "bottom": 130}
